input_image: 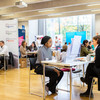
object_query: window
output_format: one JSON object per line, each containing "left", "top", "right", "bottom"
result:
{"left": 46, "top": 14, "right": 94, "bottom": 45}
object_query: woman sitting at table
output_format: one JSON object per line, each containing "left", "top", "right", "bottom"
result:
{"left": 20, "top": 41, "right": 35, "bottom": 58}
{"left": 20, "top": 41, "right": 27, "bottom": 58}
{"left": 80, "top": 40, "right": 92, "bottom": 57}
{"left": 80, "top": 35, "right": 100, "bottom": 98}
{"left": 35, "top": 36, "right": 63, "bottom": 94}
{"left": 27, "top": 41, "right": 37, "bottom": 51}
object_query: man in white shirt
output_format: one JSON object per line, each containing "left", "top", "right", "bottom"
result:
{"left": 55, "top": 36, "right": 60, "bottom": 50}
{"left": 0, "top": 41, "right": 8, "bottom": 69}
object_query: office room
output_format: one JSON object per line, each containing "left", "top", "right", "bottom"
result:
{"left": 0, "top": 0, "right": 100, "bottom": 100}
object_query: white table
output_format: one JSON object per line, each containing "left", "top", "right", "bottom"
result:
{"left": 27, "top": 51, "right": 38, "bottom": 55}
{"left": 41, "top": 57, "right": 94, "bottom": 100}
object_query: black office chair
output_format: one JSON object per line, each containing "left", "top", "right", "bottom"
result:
{"left": 29, "top": 57, "right": 37, "bottom": 70}
{"left": 8, "top": 52, "right": 14, "bottom": 67}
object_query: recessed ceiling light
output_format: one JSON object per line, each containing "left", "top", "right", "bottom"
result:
{"left": 48, "top": 13, "right": 62, "bottom": 16}
{"left": 38, "top": 8, "right": 55, "bottom": 12}
{"left": 88, "top": 3, "right": 100, "bottom": 6}
{"left": 91, "top": 9, "right": 100, "bottom": 12}
{"left": 2, "top": 14, "right": 14, "bottom": 16}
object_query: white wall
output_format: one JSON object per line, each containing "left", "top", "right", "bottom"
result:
{"left": 28, "top": 20, "right": 38, "bottom": 45}
{"left": 95, "top": 14, "right": 100, "bottom": 34}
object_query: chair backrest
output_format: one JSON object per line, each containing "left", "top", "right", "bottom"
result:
{"left": 8, "top": 52, "right": 14, "bottom": 66}
{"left": 29, "top": 57, "right": 37, "bottom": 70}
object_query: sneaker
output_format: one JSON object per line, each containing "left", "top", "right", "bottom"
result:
{"left": 45, "top": 86, "right": 49, "bottom": 95}
{"left": 80, "top": 92, "right": 94, "bottom": 98}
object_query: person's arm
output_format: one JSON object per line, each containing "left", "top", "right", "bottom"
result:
{"left": 38, "top": 50, "right": 45, "bottom": 62}
{"left": 95, "top": 47, "right": 100, "bottom": 67}
{"left": 83, "top": 47, "right": 91, "bottom": 55}
{"left": 0, "top": 46, "right": 7, "bottom": 55}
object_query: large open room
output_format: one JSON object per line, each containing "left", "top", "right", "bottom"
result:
{"left": 0, "top": 0, "right": 100, "bottom": 100}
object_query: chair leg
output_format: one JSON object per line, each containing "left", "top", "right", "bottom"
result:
{"left": 89, "top": 79, "right": 94, "bottom": 100}
{"left": 29, "top": 70, "right": 31, "bottom": 94}
{"left": 67, "top": 72, "right": 69, "bottom": 87}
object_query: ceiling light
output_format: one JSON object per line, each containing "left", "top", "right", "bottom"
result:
{"left": 15, "top": 0, "right": 28, "bottom": 8}
{"left": 2, "top": 14, "right": 14, "bottom": 16}
{"left": 88, "top": 3, "right": 100, "bottom": 6}
{"left": 38, "top": 8, "right": 55, "bottom": 12}
{"left": 48, "top": 13, "right": 62, "bottom": 16}
{"left": 91, "top": 9, "right": 100, "bottom": 12}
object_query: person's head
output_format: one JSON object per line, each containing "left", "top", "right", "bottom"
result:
{"left": 37, "top": 38, "right": 39, "bottom": 40}
{"left": 55, "top": 36, "right": 58, "bottom": 39}
{"left": 65, "top": 42, "right": 67, "bottom": 45}
{"left": 41, "top": 36, "right": 52, "bottom": 48}
{"left": 32, "top": 41, "right": 36, "bottom": 47}
{"left": 89, "top": 41, "right": 92, "bottom": 45}
{"left": 93, "top": 35, "right": 100, "bottom": 47}
{"left": 0, "top": 41, "right": 4, "bottom": 47}
{"left": 83, "top": 40, "right": 89, "bottom": 47}
{"left": 68, "top": 42, "right": 70, "bottom": 45}
{"left": 21, "top": 40, "right": 26, "bottom": 47}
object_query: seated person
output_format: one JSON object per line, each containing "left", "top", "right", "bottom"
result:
{"left": 88, "top": 41, "right": 92, "bottom": 50}
{"left": 35, "top": 36, "right": 63, "bottom": 94}
{"left": 80, "top": 40, "right": 92, "bottom": 56}
{"left": 61, "top": 42, "right": 67, "bottom": 52}
{"left": 27, "top": 41, "right": 37, "bottom": 51}
{"left": 80, "top": 35, "right": 100, "bottom": 98}
{"left": 0, "top": 41, "right": 8, "bottom": 69}
{"left": 20, "top": 41, "right": 27, "bottom": 58}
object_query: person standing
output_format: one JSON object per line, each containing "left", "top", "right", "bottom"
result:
{"left": 55, "top": 36, "right": 60, "bottom": 50}
{"left": 61, "top": 42, "right": 67, "bottom": 52}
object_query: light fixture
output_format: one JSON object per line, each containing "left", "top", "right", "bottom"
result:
{"left": 38, "top": 8, "right": 55, "bottom": 12}
{"left": 88, "top": 3, "right": 100, "bottom": 6}
{"left": 2, "top": 14, "right": 14, "bottom": 16}
{"left": 91, "top": 9, "right": 100, "bottom": 12}
{"left": 15, "top": 0, "right": 28, "bottom": 8}
{"left": 48, "top": 13, "right": 62, "bottom": 16}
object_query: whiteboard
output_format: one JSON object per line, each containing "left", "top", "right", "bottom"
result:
{"left": 71, "top": 36, "right": 81, "bottom": 56}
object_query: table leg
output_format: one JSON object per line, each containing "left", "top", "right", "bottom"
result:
{"left": 4, "top": 55, "right": 6, "bottom": 71}
{"left": 70, "top": 67, "right": 72, "bottom": 100}
{"left": 43, "top": 64, "right": 45, "bottom": 100}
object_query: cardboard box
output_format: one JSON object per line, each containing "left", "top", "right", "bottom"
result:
{"left": 19, "top": 58, "right": 27, "bottom": 68}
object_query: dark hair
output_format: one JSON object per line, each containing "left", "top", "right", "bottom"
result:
{"left": 83, "top": 40, "right": 88, "bottom": 46}
{"left": 93, "top": 35, "right": 100, "bottom": 45}
{"left": 21, "top": 40, "right": 26, "bottom": 47}
{"left": 0, "top": 41, "right": 4, "bottom": 44}
{"left": 41, "top": 36, "right": 51, "bottom": 45}
{"left": 32, "top": 41, "right": 36, "bottom": 48}
{"left": 89, "top": 41, "right": 91, "bottom": 45}
{"left": 65, "top": 42, "right": 67, "bottom": 44}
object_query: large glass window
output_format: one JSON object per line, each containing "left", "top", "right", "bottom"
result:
{"left": 46, "top": 14, "right": 94, "bottom": 45}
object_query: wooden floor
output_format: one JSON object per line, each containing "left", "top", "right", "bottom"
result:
{"left": 0, "top": 68, "right": 100, "bottom": 100}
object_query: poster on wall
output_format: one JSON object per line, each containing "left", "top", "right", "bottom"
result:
{"left": 0, "top": 19, "right": 19, "bottom": 68}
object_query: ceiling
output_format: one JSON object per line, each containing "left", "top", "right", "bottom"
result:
{"left": 0, "top": 0, "right": 100, "bottom": 21}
